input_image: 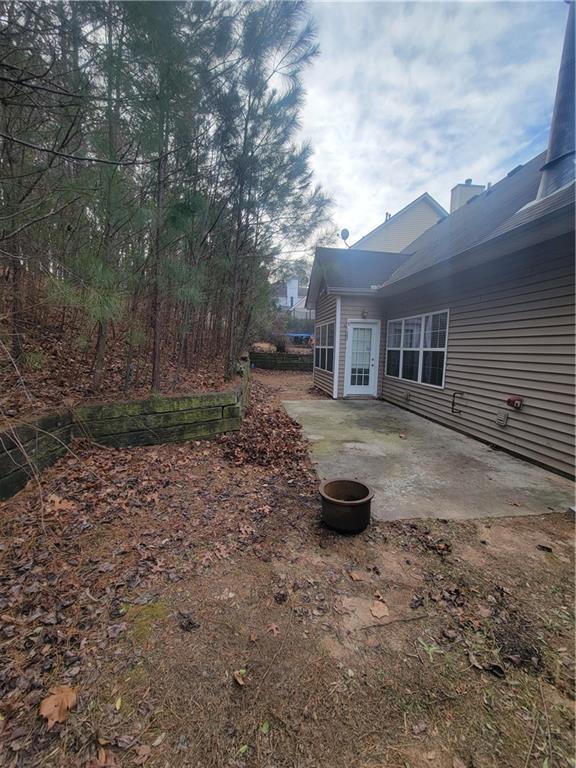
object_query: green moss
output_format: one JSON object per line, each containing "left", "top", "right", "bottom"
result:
{"left": 74, "top": 390, "right": 237, "bottom": 423}
{"left": 124, "top": 662, "right": 148, "bottom": 688}
{"left": 125, "top": 601, "right": 169, "bottom": 645}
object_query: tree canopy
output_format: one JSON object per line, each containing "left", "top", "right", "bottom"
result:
{"left": 0, "top": 0, "right": 331, "bottom": 398}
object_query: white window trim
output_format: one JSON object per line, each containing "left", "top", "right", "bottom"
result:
{"left": 314, "top": 320, "right": 335, "bottom": 373}
{"left": 385, "top": 309, "right": 449, "bottom": 389}
{"left": 332, "top": 297, "right": 341, "bottom": 398}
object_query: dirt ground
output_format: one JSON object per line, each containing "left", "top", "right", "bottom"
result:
{"left": 0, "top": 377, "right": 574, "bottom": 768}
{"left": 250, "top": 369, "right": 326, "bottom": 400}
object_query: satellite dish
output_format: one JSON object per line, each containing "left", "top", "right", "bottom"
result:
{"left": 340, "top": 228, "right": 349, "bottom": 242}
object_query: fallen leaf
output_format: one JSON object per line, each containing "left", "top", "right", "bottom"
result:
{"left": 266, "top": 623, "right": 280, "bottom": 637}
{"left": 260, "top": 720, "right": 270, "bottom": 735}
{"left": 88, "top": 748, "right": 119, "bottom": 767}
{"left": 151, "top": 732, "right": 166, "bottom": 747}
{"left": 233, "top": 669, "right": 247, "bottom": 686}
{"left": 238, "top": 744, "right": 249, "bottom": 755}
{"left": 178, "top": 611, "right": 199, "bottom": 631}
{"left": 107, "top": 622, "right": 127, "bottom": 639}
{"left": 370, "top": 601, "right": 389, "bottom": 620}
{"left": 484, "top": 662, "right": 506, "bottom": 678}
{"left": 249, "top": 632, "right": 258, "bottom": 643}
{"left": 453, "top": 758, "right": 467, "bottom": 768}
{"left": 46, "top": 494, "right": 76, "bottom": 512}
{"left": 134, "top": 745, "right": 151, "bottom": 765}
{"left": 348, "top": 571, "right": 366, "bottom": 582}
{"left": 39, "top": 685, "right": 77, "bottom": 729}
{"left": 374, "top": 590, "right": 386, "bottom": 602}
{"left": 468, "top": 651, "right": 483, "bottom": 670}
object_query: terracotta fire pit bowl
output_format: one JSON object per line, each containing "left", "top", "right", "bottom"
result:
{"left": 319, "top": 478, "right": 374, "bottom": 534}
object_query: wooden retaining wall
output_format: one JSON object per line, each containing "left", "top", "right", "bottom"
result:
{"left": 250, "top": 352, "right": 312, "bottom": 371}
{"left": 0, "top": 360, "right": 250, "bottom": 501}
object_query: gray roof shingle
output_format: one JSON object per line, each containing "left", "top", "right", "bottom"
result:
{"left": 384, "top": 152, "right": 547, "bottom": 287}
{"left": 313, "top": 247, "right": 408, "bottom": 293}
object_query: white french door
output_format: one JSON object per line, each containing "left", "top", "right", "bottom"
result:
{"left": 344, "top": 321, "right": 380, "bottom": 397}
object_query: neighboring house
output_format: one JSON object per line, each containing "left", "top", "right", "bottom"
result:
{"left": 306, "top": 4, "right": 575, "bottom": 477}
{"left": 351, "top": 192, "right": 447, "bottom": 251}
{"left": 274, "top": 276, "right": 314, "bottom": 320}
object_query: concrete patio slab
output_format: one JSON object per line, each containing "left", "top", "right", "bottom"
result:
{"left": 283, "top": 399, "right": 574, "bottom": 521}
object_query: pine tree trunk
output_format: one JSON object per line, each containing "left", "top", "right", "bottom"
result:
{"left": 151, "top": 151, "right": 166, "bottom": 391}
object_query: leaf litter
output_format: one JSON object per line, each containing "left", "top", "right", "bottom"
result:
{"left": 0, "top": 376, "right": 574, "bottom": 768}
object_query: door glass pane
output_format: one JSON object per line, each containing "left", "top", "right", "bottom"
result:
{"left": 402, "top": 350, "right": 419, "bottom": 380}
{"left": 327, "top": 348, "right": 334, "bottom": 372}
{"left": 350, "top": 326, "right": 372, "bottom": 386}
{"left": 403, "top": 317, "right": 421, "bottom": 348}
{"left": 320, "top": 325, "right": 326, "bottom": 346}
{"left": 387, "top": 320, "right": 402, "bottom": 347}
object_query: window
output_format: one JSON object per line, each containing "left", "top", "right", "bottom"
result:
{"left": 314, "top": 321, "right": 335, "bottom": 372}
{"left": 386, "top": 310, "right": 448, "bottom": 387}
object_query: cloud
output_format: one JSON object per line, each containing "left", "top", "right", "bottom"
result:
{"left": 300, "top": 1, "right": 567, "bottom": 243}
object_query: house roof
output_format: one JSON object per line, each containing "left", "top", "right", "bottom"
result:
{"left": 306, "top": 247, "right": 408, "bottom": 308}
{"left": 486, "top": 180, "right": 575, "bottom": 241}
{"left": 351, "top": 192, "right": 447, "bottom": 249}
{"left": 381, "top": 152, "right": 548, "bottom": 288}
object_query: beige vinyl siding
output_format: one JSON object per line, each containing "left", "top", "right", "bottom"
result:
{"left": 313, "top": 293, "right": 337, "bottom": 396}
{"left": 337, "top": 296, "right": 386, "bottom": 398}
{"left": 357, "top": 199, "right": 442, "bottom": 252}
{"left": 380, "top": 233, "right": 575, "bottom": 476}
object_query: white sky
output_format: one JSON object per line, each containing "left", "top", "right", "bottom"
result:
{"left": 299, "top": 0, "right": 568, "bottom": 245}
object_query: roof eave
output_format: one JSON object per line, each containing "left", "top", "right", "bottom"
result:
{"left": 377, "top": 204, "right": 574, "bottom": 297}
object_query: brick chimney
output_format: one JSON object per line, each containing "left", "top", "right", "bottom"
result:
{"left": 450, "top": 178, "right": 485, "bottom": 213}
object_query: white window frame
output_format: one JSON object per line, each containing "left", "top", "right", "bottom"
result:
{"left": 385, "top": 309, "right": 449, "bottom": 389}
{"left": 314, "top": 321, "right": 335, "bottom": 373}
